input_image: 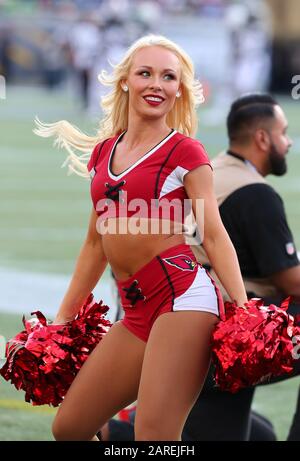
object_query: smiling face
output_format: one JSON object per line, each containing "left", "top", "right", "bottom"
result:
{"left": 123, "top": 45, "right": 182, "bottom": 123}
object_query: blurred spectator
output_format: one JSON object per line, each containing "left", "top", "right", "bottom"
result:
{"left": 226, "top": 3, "right": 272, "bottom": 97}
{"left": 0, "top": 26, "right": 12, "bottom": 82}
{"left": 41, "top": 31, "right": 67, "bottom": 89}
{"left": 68, "top": 16, "right": 102, "bottom": 109}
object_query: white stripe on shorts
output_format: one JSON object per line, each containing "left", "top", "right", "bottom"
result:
{"left": 173, "top": 266, "right": 219, "bottom": 316}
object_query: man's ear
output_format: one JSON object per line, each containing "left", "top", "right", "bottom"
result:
{"left": 254, "top": 129, "right": 271, "bottom": 152}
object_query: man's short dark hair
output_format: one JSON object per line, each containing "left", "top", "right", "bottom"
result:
{"left": 227, "top": 93, "right": 278, "bottom": 144}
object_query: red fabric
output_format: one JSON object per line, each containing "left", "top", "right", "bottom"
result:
{"left": 118, "top": 244, "right": 224, "bottom": 342}
{"left": 88, "top": 131, "right": 211, "bottom": 224}
{"left": 118, "top": 405, "right": 136, "bottom": 422}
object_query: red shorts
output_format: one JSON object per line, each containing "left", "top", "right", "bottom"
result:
{"left": 116, "top": 244, "right": 225, "bottom": 342}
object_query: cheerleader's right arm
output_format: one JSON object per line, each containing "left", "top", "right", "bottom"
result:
{"left": 53, "top": 207, "right": 107, "bottom": 324}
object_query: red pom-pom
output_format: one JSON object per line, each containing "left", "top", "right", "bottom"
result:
{"left": 212, "top": 298, "right": 300, "bottom": 393}
{"left": 0, "top": 294, "right": 112, "bottom": 406}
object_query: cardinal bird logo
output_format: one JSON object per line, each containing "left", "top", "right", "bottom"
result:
{"left": 163, "top": 254, "right": 196, "bottom": 271}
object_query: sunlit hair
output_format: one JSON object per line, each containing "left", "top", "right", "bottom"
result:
{"left": 34, "top": 34, "right": 204, "bottom": 178}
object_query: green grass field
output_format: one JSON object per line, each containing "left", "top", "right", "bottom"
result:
{"left": 0, "top": 86, "right": 300, "bottom": 440}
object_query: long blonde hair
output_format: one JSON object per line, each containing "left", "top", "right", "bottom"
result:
{"left": 34, "top": 34, "right": 204, "bottom": 178}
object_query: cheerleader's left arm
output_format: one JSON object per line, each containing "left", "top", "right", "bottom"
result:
{"left": 184, "top": 164, "right": 248, "bottom": 307}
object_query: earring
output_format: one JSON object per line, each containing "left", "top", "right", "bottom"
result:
{"left": 123, "top": 85, "right": 128, "bottom": 92}
{"left": 176, "top": 91, "right": 181, "bottom": 98}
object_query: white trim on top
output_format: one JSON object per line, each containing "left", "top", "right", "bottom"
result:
{"left": 107, "top": 129, "right": 177, "bottom": 180}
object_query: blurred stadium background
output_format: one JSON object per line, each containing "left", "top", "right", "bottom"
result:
{"left": 0, "top": 0, "right": 300, "bottom": 441}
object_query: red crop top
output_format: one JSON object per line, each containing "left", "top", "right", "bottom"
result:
{"left": 87, "top": 129, "right": 211, "bottom": 224}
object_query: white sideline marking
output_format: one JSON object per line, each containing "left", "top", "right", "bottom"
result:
{"left": 0, "top": 266, "right": 117, "bottom": 323}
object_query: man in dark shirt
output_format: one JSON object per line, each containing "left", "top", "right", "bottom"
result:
{"left": 186, "top": 93, "right": 300, "bottom": 441}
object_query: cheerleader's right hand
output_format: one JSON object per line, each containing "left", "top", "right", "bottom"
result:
{"left": 52, "top": 316, "right": 73, "bottom": 325}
